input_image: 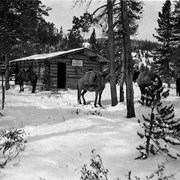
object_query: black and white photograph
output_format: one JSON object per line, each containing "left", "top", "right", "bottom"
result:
{"left": 0, "top": 0, "right": 180, "bottom": 179}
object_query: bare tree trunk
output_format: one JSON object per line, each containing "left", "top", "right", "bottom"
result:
{"left": 5, "top": 50, "right": 10, "bottom": 90}
{"left": 2, "top": 75, "right": 5, "bottom": 109}
{"left": 107, "top": 0, "right": 118, "bottom": 106}
{"left": 4, "top": 0, "right": 10, "bottom": 90}
{"left": 121, "top": 0, "right": 135, "bottom": 118}
{"left": 119, "top": 52, "right": 125, "bottom": 102}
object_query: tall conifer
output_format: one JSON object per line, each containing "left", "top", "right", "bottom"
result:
{"left": 153, "top": 0, "right": 174, "bottom": 87}
{"left": 171, "top": 0, "right": 180, "bottom": 72}
{"left": 172, "top": 0, "right": 180, "bottom": 46}
{"left": 89, "top": 29, "right": 99, "bottom": 53}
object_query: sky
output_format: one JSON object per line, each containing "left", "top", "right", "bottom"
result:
{"left": 41, "top": 0, "right": 164, "bottom": 42}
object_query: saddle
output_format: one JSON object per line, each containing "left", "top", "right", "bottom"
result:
{"left": 83, "top": 71, "right": 100, "bottom": 88}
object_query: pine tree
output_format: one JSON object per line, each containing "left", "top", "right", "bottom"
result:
{"left": 172, "top": 0, "right": 180, "bottom": 47}
{"left": 153, "top": 0, "right": 174, "bottom": 87}
{"left": 0, "top": 0, "right": 50, "bottom": 89}
{"left": 171, "top": 0, "right": 180, "bottom": 72}
{"left": 136, "top": 83, "right": 180, "bottom": 159}
{"left": 67, "top": 29, "right": 83, "bottom": 49}
{"left": 89, "top": 29, "right": 99, "bottom": 53}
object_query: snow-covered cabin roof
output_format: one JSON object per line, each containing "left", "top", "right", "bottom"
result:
{"left": 10, "top": 47, "right": 109, "bottom": 63}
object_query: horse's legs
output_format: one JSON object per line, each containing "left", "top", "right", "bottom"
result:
{"left": 19, "top": 82, "right": 24, "bottom": 92}
{"left": 19, "top": 84, "right": 21, "bottom": 92}
{"left": 139, "top": 85, "right": 145, "bottom": 104}
{"left": 176, "top": 85, "right": 178, "bottom": 96}
{"left": 32, "top": 86, "right": 35, "bottom": 93}
{"left": 81, "top": 90, "right": 87, "bottom": 105}
{"left": 178, "top": 86, "right": 180, "bottom": 96}
{"left": 94, "top": 91, "right": 98, "bottom": 107}
{"left": 21, "top": 82, "right": 24, "bottom": 92}
{"left": 98, "top": 91, "right": 103, "bottom": 107}
{"left": 77, "top": 85, "right": 82, "bottom": 104}
{"left": 177, "top": 82, "right": 180, "bottom": 96}
{"left": 146, "top": 89, "right": 152, "bottom": 106}
{"left": 142, "top": 85, "right": 152, "bottom": 106}
{"left": 144, "top": 86, "right": 150, "bottom": 106}
{"left": 31, "top": 79, "right": 37, "bottom": 93}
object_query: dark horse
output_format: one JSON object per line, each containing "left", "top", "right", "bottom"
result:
{"left": 134, "top": 71, "right": 162, "bottom": 105}
{"left": 15, "top": 66, "right": 38, "bottom": 93}
{"left": 77, "top": 70, "right": 109, "bottom": 107}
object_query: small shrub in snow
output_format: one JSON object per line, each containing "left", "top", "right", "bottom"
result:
{"left": 136, "top": 85, "right": 180, "bottom": 159}
{"left": 87, "top": 110, "right": 102, "bottom": 116}
{"left": 0, "top": 129, "right": 26, "bottom": 168}
{"left": 80, "top": 149, "right": 108, "bottom": 180}
{"left": 80, "top": 150, "right": 177, "bottom": 180}
{"left": 127, "top": 163, "right": 176, "bottom": 180}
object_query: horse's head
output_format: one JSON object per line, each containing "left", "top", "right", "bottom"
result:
{"left": 101, "top": 67, "right": 111, "bottom": 82}
{"left": 150, "top": 73, "right": 162, "bottom": 90}
{"left": 133, "top": 70, "right": 140, "bottom": 82}
{"left": 26, "top": 65, "right": 33, "bottom": 72}
{"left": 10, "top": 66, "right": 19, "bottom": 75}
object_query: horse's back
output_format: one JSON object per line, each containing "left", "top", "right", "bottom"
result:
{"left": 137, "top": 71, "right": 162, "bottom": 87}
{"left": 137, "top": 71, "right": 151, "bottom": 85}
{"left": 78, "top": 71, "right": 103, "bottom": 92}
{"left": 29, "top": 71, "right": 38, "bottom": 82}
{"left": 82, "top": 71, "right": 101, "bottom": 85}
{"left": 16, "top": 70, "right": 37, "bottom": 83}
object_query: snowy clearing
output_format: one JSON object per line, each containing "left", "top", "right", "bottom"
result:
{"left": 0, "top": 83, "right": 180, "bottom": 180}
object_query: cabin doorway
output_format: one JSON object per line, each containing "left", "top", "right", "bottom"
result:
{"left": 57, "top": 63, "right": 66, "bottom": 88}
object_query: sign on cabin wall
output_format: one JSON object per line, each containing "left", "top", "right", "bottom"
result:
{"left": 72, "top": 59, "right": 83, "bottom": 67}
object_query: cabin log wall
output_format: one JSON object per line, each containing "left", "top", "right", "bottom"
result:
{"left": 10, "top": 50, "right": 106, "bottom": 90}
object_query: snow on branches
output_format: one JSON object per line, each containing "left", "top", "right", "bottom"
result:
{"left": 136, "top": 84, "right": 180, "bottom": 159}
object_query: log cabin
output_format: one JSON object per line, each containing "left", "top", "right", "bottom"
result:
{"left": 9, "top": 47, "right": 109, "bottom": 90}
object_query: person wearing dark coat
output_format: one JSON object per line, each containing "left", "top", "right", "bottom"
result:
{"left": 176, "top": 75, "right": 180, "bottom": 96}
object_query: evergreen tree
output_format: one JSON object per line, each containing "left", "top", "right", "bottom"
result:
{"left": 136, "top": 84, "right": 180, "bottom": 159}
{"left": 172, "top": 0, "right": 180, "bottom": 47}
{"left": 0, "top": 0, "right": 50, "bottom": 89}
{"left": 72, "top": 12, "right": 94, "bottom": 34}
{"left": 36, "top": 21, "right": 62, "bottom": 53}
{"left": 67, "top": 29, "right": 83, "bottom": 49}
{"left": 170, "top": 0, "right": 180, "bottom": 72}
{"left": 89, "top": 29, "right": 99, "bottom": 53}
{"left": 131, "top": 39, "right": 161, "bottom": 51}
{"left": 153, "top": 0, "right": 174, "bottom": 87}
{"left": 56, "top": 27, "right": 68, "bottom": 51}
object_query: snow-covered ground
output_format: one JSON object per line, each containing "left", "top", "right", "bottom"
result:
{"left": 0, "top": 82, "right": 180, "bottom": 180}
